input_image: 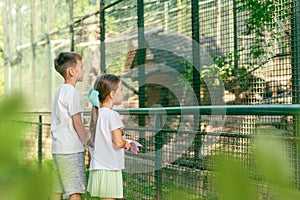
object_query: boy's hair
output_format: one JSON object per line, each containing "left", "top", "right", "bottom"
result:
{"left": 54, "top": 52, "right": 82, "bottom": 78}
{"left": 88, "top": 74, "right": 121, "bottom": 148}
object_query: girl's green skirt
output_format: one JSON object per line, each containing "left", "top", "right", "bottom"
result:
{"left": 87, "top": 169, "right": 123, "bottom": 199}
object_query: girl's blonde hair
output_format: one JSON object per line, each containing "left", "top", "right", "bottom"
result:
{"left": 87, "top": 74, "right": 120, "bottom": 148}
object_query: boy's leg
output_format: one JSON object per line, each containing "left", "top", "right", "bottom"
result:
{"left": 56, "top": 153, "right": 86, "bottom": 198}
{"left": 52, "top": 155, "right": 64, "bottom": 200}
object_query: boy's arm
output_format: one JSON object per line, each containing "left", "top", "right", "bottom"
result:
{"left": 72, "top": 113, "right": 88, "bottom": 146}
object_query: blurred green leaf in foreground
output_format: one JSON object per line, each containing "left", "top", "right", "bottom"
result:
{"left": 0, "top": 95, "right": 51, "bottom": 200}
{"left": 214, "top": 127, "right": 300, "bottom": 200}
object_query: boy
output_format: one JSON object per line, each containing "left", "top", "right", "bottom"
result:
{"left": 51, "top": 52, "right": 88, "bottom": 200}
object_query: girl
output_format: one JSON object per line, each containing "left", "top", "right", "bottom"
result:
{"left": 87, "top": 74, "right": 130, "bottom": 200}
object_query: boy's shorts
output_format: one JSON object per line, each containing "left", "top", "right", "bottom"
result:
{"left": 52, "top": 152, "right": 86, "bottom": 196}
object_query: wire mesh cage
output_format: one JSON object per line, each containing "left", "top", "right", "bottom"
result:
{"left": 1, "top": 0, "right": 300, "bottom": 199}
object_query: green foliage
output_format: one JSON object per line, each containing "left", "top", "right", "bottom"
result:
{"left": 0, "top": 72, "right": 3, "bottom": 101}
{"left": 213, "top": 128, "right": 300, "bottom": 200}
{"left": 236, "top": 0, "right": 290, "bottom": 59}
{"left": 163, "top": 183, "right": 202, "bottom": 200}
{"left": 213, "top": 51, "right": 246, "bottom": 80}
{"left": 189, "top": 0, "right": 291, "bottom": 92}
{"left": 214, "top": 154, "right": 255, "bottom": 200}
{"left": 181, "top": 53, "right": 247, "bottom": 89}
{"left": 213, "top": 52, "right": 248, "bottom": 91}
{"left": 236, "top": 0, "right": 275, "bottom": 60}
{"left": 123, "top": 173, "right": 155, "bottom": 199}
{"left": 0, "top": 95, "right": 51, "bottom": 200}
{"left": 236, "top": 0, "right": 276, "bottom": 34}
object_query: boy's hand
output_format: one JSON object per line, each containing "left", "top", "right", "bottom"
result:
{"left": 85, "top": 149, "right": 91, "bottom": 169}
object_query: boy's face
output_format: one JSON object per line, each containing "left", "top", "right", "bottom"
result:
{"left": 74, "top": 59, "right": 84, "bottom": 82}
{"left": 112, "top": 81, "right": 123, "bottom": 105}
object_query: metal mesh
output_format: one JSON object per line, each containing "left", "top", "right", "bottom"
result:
{"left": 121, "top": 113, "right": 298, "bottom": 199}
{"left": 2, "top": 0, "right": 296, "bottom": 108}
{"left": 2, "top": 0, "right": 300, "bottom": 199}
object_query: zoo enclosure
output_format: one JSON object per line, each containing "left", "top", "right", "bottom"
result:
{"left": 23, "top": 104, "right": 300, "bottom": 199}
{"left": 2, "top": 0, "right": 300, "bottom": 110}
{"left": 2, "top": 0, "right": 300, "bottom": 199}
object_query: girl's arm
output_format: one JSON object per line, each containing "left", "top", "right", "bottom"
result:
{"left": 112, "top": 128, "right": 130, "bottom": 150}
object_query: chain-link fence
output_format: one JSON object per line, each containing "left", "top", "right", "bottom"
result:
{"left": 2, "top": 0, "right": 298, "bottom": 110}
{"left": 2, "top": 0, "right": 300, "bottom": 199}
{"left": 19, "top": 105, "right": 299, "bottom": 199}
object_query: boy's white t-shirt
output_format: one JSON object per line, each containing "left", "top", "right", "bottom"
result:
{"left": 51, "top": 84, "right": 84, "bottom": 154}
{"left": 90, "top": 107, "right": 125, "bottom": 170}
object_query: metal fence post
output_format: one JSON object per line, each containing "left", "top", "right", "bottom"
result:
{"left": 191, "top": 0, "right": 202, "bottom": 159}
{"left": 38, "top": 115, "right": 43, "bottom": 170}
{"left": 191, "top": 0, "right": 200, "bottom": 103}
{"left": 137, "top": 0, "right": 146, "bottom": 152}
{"left": 154, "top": 114, "right": 162, "bottom": 200}
{"left": 233, "top": 0, "right": 239, "bottom": 72}
{"left": 100, "top": 0, "right": 106, "bottom": 73}
{"left": 291, "top": 0, "right": 300, "bottom": 189}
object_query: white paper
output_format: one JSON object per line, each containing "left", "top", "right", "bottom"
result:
{"left": 126, "top": 139, "right": 142, "bottom": 154}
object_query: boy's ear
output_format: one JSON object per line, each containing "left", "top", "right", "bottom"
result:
{"left": 68, "top": 67, "right": 75, "bottom": 76}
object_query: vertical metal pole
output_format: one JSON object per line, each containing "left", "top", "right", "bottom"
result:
{"left": 2, "top": 1, "right": 9, "bottom": 96}
{"left": 48, "top": 0, "right": 54, "bottom": 108}
{"left": 291, "top": 0, "right": 300, "bottom": 190}
{"left": 100, "top": 0, "right": 106, "bottom": 73}
{"left": 69, "top": 0, "right": 75, "bottom": 51}
{"left": 16, "top": 1, "right": 22, "bottom": 93}
{"left": 191, "top": 0, "right": 202, "bottom": 159}
{"left": 192, "top": 0, "right": 200, "bottom": 101}
{"left": 137, "top": 0, "right": 146, "bottom": 152}
{"left": 137, "top": 0, "right": 146, "bottom": 109}
{"left": 292, "top": 0, "right": 300, "bottom": 104}
{"left": 30, "top": 0, "right": 36, "bottom": 110}
{"left": 38, "top": 115, "right": 43, "bottom": 170}
{"left": 47, "top": 35, "right": 52, "bottom": 110}
{"left": 192, "top": 0, "right": 200, "bottom": 105}
{"left": 233, "top": 0, "right": 239, "bottom": 72}
{"left": 154, "top": 114, "right": 162, "bottom": 200}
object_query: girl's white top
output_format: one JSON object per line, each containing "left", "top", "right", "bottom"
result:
{"left": 90, "top": 107, "right": 125, "bottom": 170}
{"left": 51, "top": 84, "right": 84, "bottom": 154}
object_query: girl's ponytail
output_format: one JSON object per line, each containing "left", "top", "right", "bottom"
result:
{"left": 87, "top": 106, "right": 98, "bottom": 148}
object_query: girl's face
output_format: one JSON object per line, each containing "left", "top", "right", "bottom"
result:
{"left": 112, "top": 81, "right": 123, "bottom": 105}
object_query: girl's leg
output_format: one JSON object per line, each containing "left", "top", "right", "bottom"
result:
{"left": 69, "top": 193, "right": 82, "bottom": 200}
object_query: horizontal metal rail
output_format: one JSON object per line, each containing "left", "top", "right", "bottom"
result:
{"left": 115, "top": 104, "right": 300, "bottom": 116}
{"left": 15, "top": 104, "right": 300, "bottom": 116}
{"left": 5, "top": 104, "right": 299, "bottom": 197}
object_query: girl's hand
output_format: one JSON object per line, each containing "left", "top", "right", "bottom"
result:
{"left": 124, "top": 140, "right": 130, "bottom": 151}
